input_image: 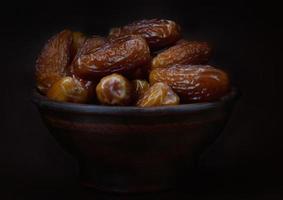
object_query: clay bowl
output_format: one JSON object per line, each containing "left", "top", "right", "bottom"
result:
{"left": 32, "top": 88, "right": 238, "bottom": 193}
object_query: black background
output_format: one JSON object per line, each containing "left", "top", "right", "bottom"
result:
{"left": 1, "top": 0, "right": 282, "bottom": 199}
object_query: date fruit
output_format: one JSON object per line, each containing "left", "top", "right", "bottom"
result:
{"left": 70, "top": 31, "right": 87, "bottom": 60}
{"left": 137, "top": 82, "right": 179, "bottom": 107}
{"left": 132, "top": 79, "right": 150, "bottom": 102}
{"left": 109, "top": 19, "right": 181, "bottom": 49}
{"left": 151, "top": 41, "right": 211, "bottom": 69}
{"left": 149, "top": 65, "right": 230, "bottom": 102}
{"left": 35, "top": 30, "right": 73, "bottom": 94}
{"left": 73, "top": 35, "right": 150, "bottom": 80}
{"left": 75, "top": 35, "right": 106, "bottom": 57}
{"left": 70, "top": 35, "right": 107, "bottom": 74}
{"left": 96, "top": 73, "right": 132, "bottom": 105}
{"left": 47, "top": 76, "right": 93, "bottom": 103}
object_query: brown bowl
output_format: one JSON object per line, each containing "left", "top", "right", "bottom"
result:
{"left": 32, "top": 88, "right": 238, "bottom": 193}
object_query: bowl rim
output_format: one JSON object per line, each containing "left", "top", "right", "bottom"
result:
{"left": 31, "top": 88, "right": 239, "bottom": 116}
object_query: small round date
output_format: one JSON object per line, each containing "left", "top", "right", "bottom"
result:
{"left": 47, "top": 76, "right": 93, "bottom": 103}
{"left": 149, "top": 65, "right": 230, "bottom": 102}
{"left": 96, "top": 74, "right": 132, "bottom": 106}
{"left": 137, "top": 82, "right": 180, "bottom": 107}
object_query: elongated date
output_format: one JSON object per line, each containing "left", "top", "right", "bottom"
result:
{"left": 109, "top": 19, "right": 181, "bottom": 49}
{"left": 73, "top": 35, "right": 150, "bottom": 80}
{"left": 35, "top": 30, "right": 73, "bottom": 94}
{"left": 137, "top": 82, "right": 179, "bottom": 107}
{"left": 149, "top": 65, "right": 230, "bottom": 102}
{"left": 151, "top": 40, "right": 211, "bottom": 69}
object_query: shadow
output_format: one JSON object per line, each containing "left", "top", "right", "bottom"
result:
{"left": 6, "top": 179, "right": 283, "bottom": 200}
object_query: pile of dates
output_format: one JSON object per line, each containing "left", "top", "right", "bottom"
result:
{"left": 35, "top": 19, "right": 230, "bottom": 107}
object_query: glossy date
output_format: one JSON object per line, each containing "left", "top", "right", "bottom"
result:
{"left": 73, "top": 35, "right": 150, "bottom": 80}
{"left": 96, "top": 74, "right": 132, "bottom": 105}
{"left": 47, "top": 76, "right": 94, "bottom": 103}
{"left": 137, "top": 82, "right": 179, "bottom": 107}
{"left": 35, "top": 30, "right": 73, "bottom": 94}
{"left": 70, "top": 31, "right": 87, "bottom": 60}
{"left": 149, "top": 65, "right": 230, "bottom": 102}
{"left": 151, "top": 40, "right": 211, "bottom": 69}
{"left": 109, "top": 19, "right": 181, "bottom": 49}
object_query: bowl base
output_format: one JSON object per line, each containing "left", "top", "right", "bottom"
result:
{"left": 80, "top": 181, "right": 175, "bottom": 193}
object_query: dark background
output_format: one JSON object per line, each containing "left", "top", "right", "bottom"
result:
{"left": 1, "top": 0, "right": 282, "bottom": 199}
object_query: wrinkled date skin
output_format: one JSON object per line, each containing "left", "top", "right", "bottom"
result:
{"left": 151, "top": 41, "right": 211, "bottom": 69}
{"left": 131, "top": 79, "right": 150, "bottom": 102}
{"left": 47, "top": 76, "right": 94, "bottom": 103}
{"left": 35, "top": 30, "right": 73, "bottom": 94}
{"left": 96, "top": 74, "right": 132, "bottom": 105}
{"left": 137, "top": 82, "right": 179, "bottom": 107}
{"left": 74, "top": 35, "right": 107, "bottom": 58}
{"left": 150, "top": 65, "right": 230, "bottom": 102}
{"left": 73, "top": 35, "right": 150, "bottom": 80}
{"left": 70, "top": 35, "right": 107, "bottom": 74}
{"left": 70, "top": 31, "right": 87, "bottom": 60}
{"left": 109, "top": 19, "right": 181, "bottom": 50}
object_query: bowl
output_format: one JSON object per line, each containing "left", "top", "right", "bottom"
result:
{"left": 32, "top": 88, "right": 238, "bottom": 193}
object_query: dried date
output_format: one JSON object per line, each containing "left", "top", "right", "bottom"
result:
{"left": 35, "top": 30, "right": 73, "bottom": 94}
{"left": 70, "top": 35, "right": 107, "bottom": 75}
{"left": 151, "top": 40, "right": 211, "bottom": 69}
{"left": 109, "top": 19, "right": 181, "bottom": 49}
{"left": 47, "top": 76, "right": 94, "bottom": 103}
{"left": 73, "top": 35, "right": 150, "bottom": 80}
{"left": 70, "top": 31, "right": 87, "bottom": 60}
{"left": 75, "top": 35, "right": 106, "bottom": 57}
{"left": 137, "top": 82, "right": 179, "bottom": 107}
{"left": 149, "top": 65, "right": 230, "bottom": 102}
{"left": 96, "top": 73, "right": 132, "bottom": 105}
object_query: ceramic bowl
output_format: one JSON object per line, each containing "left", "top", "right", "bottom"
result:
{"left": 32, "top": 88, "right": 238, "bottom": 193}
